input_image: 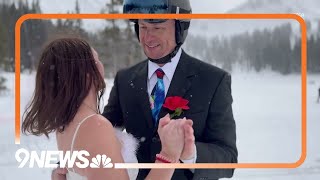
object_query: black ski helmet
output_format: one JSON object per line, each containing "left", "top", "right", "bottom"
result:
{"left": 123, "top": 0, "right": 192, "bottom": 64}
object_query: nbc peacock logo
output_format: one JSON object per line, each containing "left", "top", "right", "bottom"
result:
{"left": 90, "top": 154, "right": 113, "bottom": 168}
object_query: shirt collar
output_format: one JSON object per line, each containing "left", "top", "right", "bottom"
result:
{"left": 148, "top": 47, "right": 182, "bottom": 81}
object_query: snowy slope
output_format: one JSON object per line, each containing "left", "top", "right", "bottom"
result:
{"left": 191, "top": 0, "right": 320, "bottom": 37}
{"left": 0, "top": 71, "right": 320, "bottom": 179}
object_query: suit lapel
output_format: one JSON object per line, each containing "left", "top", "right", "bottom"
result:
{"left": 157, "top": 50, "right": 198, "bottom": 123}
{"left": 130, "top": 61, "right": 154, "bottom": 129}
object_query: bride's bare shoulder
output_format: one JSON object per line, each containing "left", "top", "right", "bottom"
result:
{"left": 77, "top": 114, "right": 117, "bottom": 140}
{"left": 81, "top": 114, "right": 112, "bottom": 128}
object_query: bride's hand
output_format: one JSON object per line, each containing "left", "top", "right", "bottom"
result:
{"left": 157, "top": 114, "right": 186, "bottom": 161}
{"left": 51, "top": 167, "right": 67, "bottom": 180}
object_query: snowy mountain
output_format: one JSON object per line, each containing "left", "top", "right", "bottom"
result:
{"left": 229, "top": 0, "right": 320, "bottom": 19}
{"left": 190, "top": 0, "right": 320, "bottom": 37}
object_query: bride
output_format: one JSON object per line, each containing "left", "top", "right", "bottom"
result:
{"left": 22, "top": 38, "right": 193, "bottom": 180}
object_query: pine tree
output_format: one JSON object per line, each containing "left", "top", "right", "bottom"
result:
{"left": 0, "top": 76, "right": 7, "bottom": 93}
{"left": 99, "top": 0, "right": 143, "bottom": 77}
{"left": 74, "top": 0, "right": 82, "bottom": 29}
{"left": 105, "top": 0, "right": 123, "bottom": 28}
{"left": 0, "top": 17, "right": 6, "bottom": 70}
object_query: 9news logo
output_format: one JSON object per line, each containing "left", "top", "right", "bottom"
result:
{"left": 15, "top": 148, "right": 113, "bottom": 168}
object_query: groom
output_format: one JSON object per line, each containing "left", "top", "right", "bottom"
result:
{"left": 102, "top": 0, "right": 238, "bottom": 179}
{"left": 52, "top": 0, "right": 237, "bottom": 179}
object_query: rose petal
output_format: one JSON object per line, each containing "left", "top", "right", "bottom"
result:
{"left": 163, "top": 96, "right": 190, "bottom": 111}
{"left": 181, "top": 105, "right": 190, "bottom": 110}
{"left": 163, "top": 103, "right": 176, "bottom": 111}
{"left": 180, "top": 99, "right": 189, "bottom": 106}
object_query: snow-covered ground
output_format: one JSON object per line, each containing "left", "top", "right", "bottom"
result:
{"left": 0, "top": 71, "right": 319, "bottom": 179}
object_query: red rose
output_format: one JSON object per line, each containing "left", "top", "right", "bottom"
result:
{"left": 163, "top": 96, "right": 189, "bottom": 118}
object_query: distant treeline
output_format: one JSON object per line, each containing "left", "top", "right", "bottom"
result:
{"left": 185, "top": 22, "right": 320, "bottom": 74}
{"left": 0, "top": 0, "right": 143, "bottom": 79}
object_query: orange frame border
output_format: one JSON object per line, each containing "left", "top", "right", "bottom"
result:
{"left": 15, "top": 14, "right": 307, "bottom": 169}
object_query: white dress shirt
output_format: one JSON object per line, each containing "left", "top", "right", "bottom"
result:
{"left": 147, "top": 48, "right": 181, "bottom": 96}
{"left": 147, "top": 48, "right": 197, "bottom": 171}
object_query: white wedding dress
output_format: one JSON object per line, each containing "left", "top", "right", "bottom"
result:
{"left": 66, "top": 114, "right": 139, "bottom": 180}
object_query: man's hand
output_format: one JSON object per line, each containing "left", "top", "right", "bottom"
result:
{"left": 158, "top": 114, "right": 186, "bottom": 161}
{"left": 51, "top": 167, "right": 67, "bottom": 180}
{"left": 180, "top": 119, "right": 195, "bottom": 160}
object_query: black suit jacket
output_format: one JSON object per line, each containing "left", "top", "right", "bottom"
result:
{"left": 103, "top": 50, "right": 238, "bottom": 180}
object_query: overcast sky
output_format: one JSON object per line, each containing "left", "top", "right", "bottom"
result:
{"left": 191, "top": 0, "right": 247, "bottom": 13}
{"left": 38, "top": 0, "right": 248, "bottom": 14}
{"left": 35, "top": 0, "right": 248, "bottom": 32}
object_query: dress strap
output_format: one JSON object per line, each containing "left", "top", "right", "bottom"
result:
{"left": 70, "top": 113, "right": 97, "bottom": 173}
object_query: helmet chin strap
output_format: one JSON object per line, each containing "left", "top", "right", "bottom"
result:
{"left": 148, "top": 44, "right": 181, "bottom": 64}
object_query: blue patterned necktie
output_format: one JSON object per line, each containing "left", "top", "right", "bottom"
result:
{"left": 151, "top": 68, "right": 165, "bottom": 124}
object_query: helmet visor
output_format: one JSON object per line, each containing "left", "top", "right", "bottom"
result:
{"left": 123, "top": 0, "right": 169, "bottom": 23}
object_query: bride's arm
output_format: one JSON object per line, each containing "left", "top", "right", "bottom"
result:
{"left": 76, "top": 115, "right": 129, "bottom": 180}
{"left": 77, "top": 114, "right": 186, "bottom": 180}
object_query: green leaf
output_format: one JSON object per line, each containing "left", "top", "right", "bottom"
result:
{"left": 175, "top": 108, "right": 182, "bottom": 116}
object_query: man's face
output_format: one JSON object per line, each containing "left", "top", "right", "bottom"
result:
{"left": 138, "top": 20, "right": 176, "bottom": 59}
